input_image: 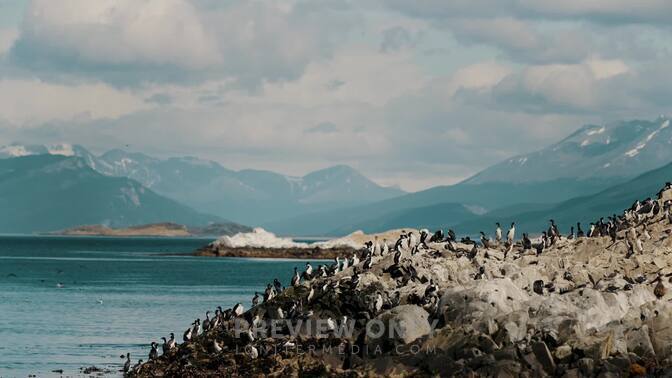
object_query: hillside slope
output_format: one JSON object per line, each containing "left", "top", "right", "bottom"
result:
{"left": 0, "top": 155, "right": 224, "bottom": 233}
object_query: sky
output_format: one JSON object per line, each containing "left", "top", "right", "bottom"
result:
{"left": 0, "top": 1, "right": 671, "bottom": 191}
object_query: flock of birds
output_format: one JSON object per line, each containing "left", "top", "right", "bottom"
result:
{"left": 122, "top": 182, "right": 672, "bottom": 375}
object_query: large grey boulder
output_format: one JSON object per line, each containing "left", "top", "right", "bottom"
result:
{"left": 368, "top": 305, "right": 431, "bottom": 350}
{"left": 438, "top": 278, "right": 529, "bottom": 334}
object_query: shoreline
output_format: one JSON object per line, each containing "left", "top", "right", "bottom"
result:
{"left": 194, "top": 245, "right": 357, "bottom": 260}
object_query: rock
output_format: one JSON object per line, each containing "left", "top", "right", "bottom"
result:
{"left": 368, "top": 305, "right": 430, "bottom": 349}
{"left": 439, "top": 278, "right": 529, "bottom": 334}
{"left": 578, "top": 358, "right": 595, "bottom": 376}
{"left": 554, "top": 344, "right": 572, "bottom": 362}
{"left": 532, "top": 341, "right": 556, "bottom": 374}
{"left": 626, "top": 326, "right": 655, "bottom": 359}
{"left": 562, "top": 368, "right": 580, "bottom": 378}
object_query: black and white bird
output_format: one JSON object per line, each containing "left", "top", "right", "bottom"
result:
{"left": 522, "top": 233, "right": 532, "bottom": 250}
{"left": 372, "top": 292, "right": 383, "bottom": 314}
{"left": 351, "top": 253, "right": 360, "bottom": 267}
{"left": 191, "top": 319, "right": 201, "bottom": 337}
{"left": 149, "top": 342, "right": 159, "bottom": 360}
{"left": 167, "top": 333, "right": 176, "bottom": 350}
{"left": 576, "top": 222, "right": 585, "bottom": 237}
{"left": 202, "top": 311, "right": 211, "bottom": 332}
{"left": 212, "top": 339, "right": 223, "bottom": 353}
{"left": 183, "top": 324, "right": 193, "bottom": 342}
{"left": 247, "top": 345, "right": 259, "bottom": 359}
{"left": 161, "top": 337, "right": 169, "bottom": 354}
{"left": 307, "top": 285, "right": 315, "bottom": 303}
{"left": 479, "top": 231, "right": 492, "bottom": 249}
{"left": 393, "top": 249, "right": 402, "bottom": 265}
{"left": 291, "top": 267, "right": 301, "bottom": 287}
{"left": 252, "top": 292, "right": 260, "bottom": 307}
{"left": 304, "top": 262, "right": 313, "bottom": 279}
{"left": 122, "top": 353, "right": 131, "bottom": 373}
{"left": 264, "top": 284, "right": 275, "bottom": 302}
{"left": 495, "top": 223, "right": 502, "bottom": 242}
{"left": 507, "top": 222, "right": 516, "bottom": 243}
{"left": 273, "top": 278, "right": 283, "bottom": 293}
{"left": 232, "top": 303, "right": 244, "bottom": 317}
{"left": 363, "top": 255, "right": 373, "bottom": 270}
{"left": 424, "top": 279, "right": 438, "bottom": 299}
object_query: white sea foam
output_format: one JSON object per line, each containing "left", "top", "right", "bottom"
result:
{"left": 211, "top": 228, "right": 398, "bottom": 250}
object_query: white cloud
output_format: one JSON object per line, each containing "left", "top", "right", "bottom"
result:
{"left": 20, "top": 0, "right": 220, "bottom": 68}
{"left": 9, "top": 0, "right": 359, "bottom": 87}
{"left": 0, "top": 28, "right": 18, "bottom": 55}
{"left": 0, "top": 79, "right": 148, "bottom": 124}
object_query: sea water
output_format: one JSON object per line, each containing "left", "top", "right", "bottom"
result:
{"left": 0, "top": 236, "right": 321, "bottom": 377}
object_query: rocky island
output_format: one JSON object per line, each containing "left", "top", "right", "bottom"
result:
{"left": 129, "top": 184, "right": 672, "bottom": 377}
{"left": 54, "top": 222, "right": 252, "bottom": 237}
{"left": 194, "top": 228, "right": 407, "bottom": 260}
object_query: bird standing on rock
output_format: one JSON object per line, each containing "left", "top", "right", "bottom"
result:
{"left": 507, "top": 223, "right": 516, "bottom": 243}
{"left": 232, "top": 303, "right": 244, "bottom": 317}
{"left": 274, "top": 278, "right": 283, "bottom": 292}
{"left": 252, "top": 292, "right": 260, "bottom": 307}
{"left": 149, "top": 342, "right": 158, "bottom": 360}
{"left": 393, "top": 249, "right": 402, "bottom": 265}
{"left": 122, "top": 353, "right": 131, "bottom": 373}
{"left": 181, "top": 324, "right": 192, "bottom": 342}
{"left": 495, "top": 223, "right": 502, "bottom": 242}
{"left": 479, "top": 231, "right": 491, "bottom": 249}
{"left": 167, "top": 333, "right": 176, "bottom": 350}
{"left": 291, "top": 267, "right": 301, "bottom": 287}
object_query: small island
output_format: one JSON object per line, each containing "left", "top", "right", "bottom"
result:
{"left": 194, "top": 228, "right": 408, "bottom": 259}
{"left": 53, "top": 222, "right": 252, "bottom": 237}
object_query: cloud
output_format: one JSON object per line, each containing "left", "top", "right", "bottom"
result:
{"left": 0, "top": 28, "right": 18, "bottom": 55}
{"left": 305, "top": 122, "right": 338, "bottom": 134}
{"left": 145, "top": 93, "right": 173, "bottom": 106}
{"left": 7, "top": 0, "right": 358, "bottom": 87}
{"left": 384, "top": 1, "right": 672, "bottom": 65}
{"left": 2, "top": 1, "right": 672, "bottom": 191}
{"left": 0, "top": 78, "right": 147, "bottom": 124}
{"left": 385, "top": 0, "right": 672, "bottom": 25}
{"left": 380, "top": 26, "right": 422, "bottom": 52}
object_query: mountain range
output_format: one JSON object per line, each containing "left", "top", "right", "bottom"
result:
{"left": 1, "top": 116, "right": 671, "bottom": 236}
{"left": 0, "top": 143, "right": 404, "bottom": 230}
{"left": 0, "top": 155, "right": 223, "bottom": 233}
{"left": 264, "top": 116, "right": 672, "bottom": 236}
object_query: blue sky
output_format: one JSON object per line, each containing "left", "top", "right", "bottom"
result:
{"left": 0, "top": 0, "right": 671, "bottom": 190}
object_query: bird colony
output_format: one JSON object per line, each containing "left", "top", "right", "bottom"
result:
{"left": 127, "top": 183, "right": 672, "bottom": 377}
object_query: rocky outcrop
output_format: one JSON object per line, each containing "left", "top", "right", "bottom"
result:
{"left": 130, "top": 185, "right": 672, "bottom": 377}
{"left": 194, "top": 245, "right": 356, "bottom": 259}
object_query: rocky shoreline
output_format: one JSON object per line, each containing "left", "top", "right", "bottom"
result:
{"left": 129, "top": 185, "right": 672, "bottom": 377}
{"left": 194, "top": 245, "right": 357, "bottom": 260}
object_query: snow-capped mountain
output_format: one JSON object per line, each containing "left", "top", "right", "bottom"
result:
{"left": 465, "top": 116, "right": 672, "bottom": 184}
{"left": 0, "top": 144, "right": 405, "bottom": 225}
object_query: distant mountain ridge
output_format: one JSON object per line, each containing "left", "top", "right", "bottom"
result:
{"left": 0, "top": 144, "right": 405, "bottom": 225}
{"left": 263, "top": 116, "right": 672, "bottom": 236}
{"left": 465, "top": 116, "right": 672, "bottom": 184}
{"left": 0, "top": 155, "right": 227, "bottom": 233}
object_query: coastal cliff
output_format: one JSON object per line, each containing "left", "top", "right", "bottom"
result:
{"left": 130, "top": 187, "right": 672, "bottom": 377}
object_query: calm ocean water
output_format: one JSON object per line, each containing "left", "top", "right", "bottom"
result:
{"left": 0, "top": 236, "right": 321, "bottom": 377}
